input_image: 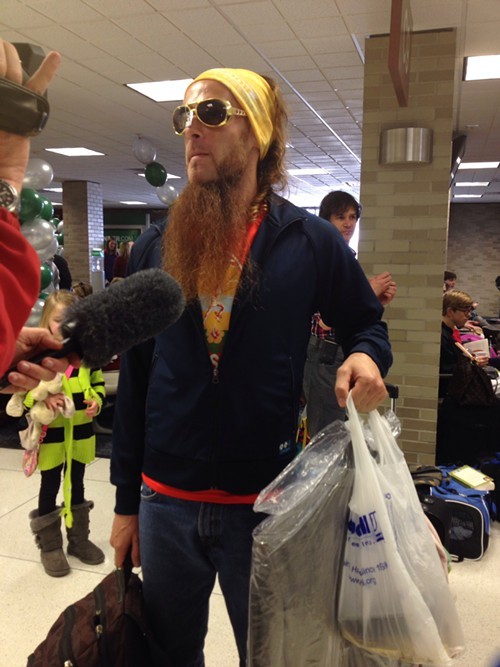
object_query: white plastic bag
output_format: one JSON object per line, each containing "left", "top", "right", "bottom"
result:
{"left": 337, "top": 395, "right": 464, "bottom": 665}
{"left": 249, "top": 419, "right": 403, "bottom": 667}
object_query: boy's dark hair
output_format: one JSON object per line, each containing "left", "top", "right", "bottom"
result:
{"left": 319, "top": 190, "right": 361, "bottom": 222}
{"left": 444, "top": 270, "right": 457, "bottom": 282}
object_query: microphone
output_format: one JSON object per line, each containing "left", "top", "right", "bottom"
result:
{"left": 0, "top": 269, "right": 185, "bottom": 388}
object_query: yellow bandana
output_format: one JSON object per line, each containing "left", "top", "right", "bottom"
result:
{"left": 192, "top": 68, "right": 274, "bottom": 159}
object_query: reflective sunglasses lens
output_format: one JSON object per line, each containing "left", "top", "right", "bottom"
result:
{"left": 198, "top": 99, "right": 228, "bottom": 126}
{"left": 173, "top": 106, "right": 190, "bottom": 134}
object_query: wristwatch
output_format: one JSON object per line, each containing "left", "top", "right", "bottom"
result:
{"left": 0, "top": 180, "right": 19, "bottom": 213}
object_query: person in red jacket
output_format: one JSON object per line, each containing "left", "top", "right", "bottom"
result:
{"left": 0, "top": 39, "right": 70, "bottom": 391}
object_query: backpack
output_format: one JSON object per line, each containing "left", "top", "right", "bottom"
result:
{"left": 479, "top": 452, "right": 500, "bottom": 520}
{"left": 429, "top": 469, "right": 492, "bottom": 561}
{"left": 27, "top": 563, "right": 167, "bottom": 666}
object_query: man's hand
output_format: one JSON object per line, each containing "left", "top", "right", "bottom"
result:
{"left": 1, "top": 327, "right": 78, "bottom": 393}
{"left": 110, "top": 514, "right": 140, "bottom": 568}
{"left": 369, "top": 272, "right": 397, "bottom": 307}
{"left": 0, "top": 39, "right": 61, "bottom": 192}
{"left": 335, "top": 352, "right": 387, "bottom": 412}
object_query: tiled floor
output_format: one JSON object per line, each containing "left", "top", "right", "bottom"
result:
{"left": 0, "top": 444, "right": 499, "bottom": 667}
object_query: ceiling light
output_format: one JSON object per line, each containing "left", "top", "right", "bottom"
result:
{"left": 458, "top": 161, "right": 499, "bottom": 170}
{"left": 287, "top": 168, "right": 327, "bottom": 176}
{"left": 454, "top": 194, "right": 482, "bottom": 198}
{"left": 137, "top": 172, "right": 181, "bottom": 180}
{"left": 120, "top": 201, "right": 148, "bottom": 205}
{"left": 464, "top": 55, "right": 500, "bottom": 81}
{"left": 126, "top": 79, "right": 193, "bottom": 102}
{"left": 45, "top": 147, "right": 105, "bottom": 157}
{"left": 43, "top": 187, "right": 63, "bottom": 192}
{"left": 455, "top": 182, "right": 489, "bottom": 187}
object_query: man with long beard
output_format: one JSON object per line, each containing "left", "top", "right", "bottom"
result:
{"left": 110, "top": 68, "right": 392, "bottom": 666}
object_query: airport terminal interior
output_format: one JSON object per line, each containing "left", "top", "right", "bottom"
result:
{"left": 2, "top": 1, "right": 500, "bottom": 665}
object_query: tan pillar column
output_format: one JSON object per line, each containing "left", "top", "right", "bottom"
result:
{"left": 62, "top": 180, "right": 104, "bottom": 283}
{"left": 359, "top": 29, "right": 457, "bottom": 462}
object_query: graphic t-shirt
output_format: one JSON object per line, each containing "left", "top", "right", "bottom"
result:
{"left": 201, "top": 212, "right": 264, "bottom": 370}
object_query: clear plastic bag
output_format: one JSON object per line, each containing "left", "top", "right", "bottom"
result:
{"left": 337, "top": 395, "right": 464, "bottom": 665}
{"left": 249, "top": 418, "right": 407, "bottom": 667}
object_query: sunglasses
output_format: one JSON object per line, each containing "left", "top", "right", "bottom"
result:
{"left": 173, "top": 98, "right": 247, "bottom": 135}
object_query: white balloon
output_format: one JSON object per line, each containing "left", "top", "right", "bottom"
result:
{"left": 157, "top": 183, "right": 178, "bottom": 206}
{"left": 38, "top": 236, "right": 59, "bottom": 263}
{"left": 132, "top": 136, "right": 157, "bottom": 164}
{"left": 25, "top": 298, "right": 46, "bottom": 327}
{"left": 56, "top": 220, "right": 64, "bottom": 233}
{"left": 23, "top": 158, "right": 54, "bottom": 190}
{"left": 20, "top": 217, "right": 56, "bottom": 252}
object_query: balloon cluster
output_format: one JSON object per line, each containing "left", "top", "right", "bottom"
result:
{"left": 19, "top": 158, "right": 62, "bottom": 326}
{"left": 132, "top": 136, "right": 178, "bottom": 206}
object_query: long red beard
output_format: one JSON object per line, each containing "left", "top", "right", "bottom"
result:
{"left": 162, "top": 148, "right": 252, "bottom": 301}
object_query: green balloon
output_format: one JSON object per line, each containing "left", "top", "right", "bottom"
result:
{"left": 145, "top": 161, "right": 167, "bottom": 187}
{"left": 38, "top": 291, "right": 50, "bottom": 300}
{"left": 40, "top": 197, "right": 54, "bottom": 221}
{"left": 20, "top": 188, "right": 44, "bottom": 222}
{"left": 40, "top": 263, "right": 52, "bottom": 290}
{"left": 56, "top": 232, "right": 64, "bottom": 246}
{"left": 50, "top": 217, "right": 60, "bottom": 228}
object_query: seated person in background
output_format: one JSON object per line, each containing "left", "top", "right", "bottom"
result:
{"left": 443, "top": 270, "right": 457, "bottom": 293}
{"left": 440, "top": 290, "right": 488, "bottom": 396}
{"left": 438, "top": 290, "right": 500, "bottom": 465}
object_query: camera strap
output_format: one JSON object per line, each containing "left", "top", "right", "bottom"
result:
{"left": 0, "top": 77, "right": 49, "bottom": 136}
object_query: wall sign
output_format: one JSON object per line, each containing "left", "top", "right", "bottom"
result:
{"left": 388, "top": 0, "right": 413, "bottom": 106}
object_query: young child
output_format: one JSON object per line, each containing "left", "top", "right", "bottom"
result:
{"left": 26, "top": 290, "right": 106, "bottom": 577}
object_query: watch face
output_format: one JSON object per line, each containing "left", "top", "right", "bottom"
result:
{"left": 0, "top": 181, "right": 18, "bottom": 211}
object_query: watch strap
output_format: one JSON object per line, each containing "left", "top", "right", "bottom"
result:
{"left": 0, "top": 77, "right": 49, "bottom": 137}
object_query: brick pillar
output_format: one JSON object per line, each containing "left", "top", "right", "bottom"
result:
{"left": 358, "top": 29, "right": 457, "bottom": 463}
{"left": 62, "top": 181, "right": 104, "bottom": 283}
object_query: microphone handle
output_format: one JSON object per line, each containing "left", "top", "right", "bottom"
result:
{"left": 0, "top": 338, "right": 80, "bottom": 390}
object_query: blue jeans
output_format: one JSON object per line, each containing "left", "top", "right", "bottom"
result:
{"left": 302, "top": 335, "right": 345, "bottom": 437}
{"left": 139, "top": 485, "right": 265, "bottom": 667}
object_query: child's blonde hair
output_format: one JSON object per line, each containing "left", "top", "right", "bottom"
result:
{"left": 39, "top": 290, "right": 78, "bottom": 329}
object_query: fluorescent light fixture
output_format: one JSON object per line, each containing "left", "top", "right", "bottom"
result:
{"left": 287, "top": 168, "right": 327, "bottom": 176}
{"left": 455, "top": 182, "right": 489, "bottom": 187}
{"left": 43, "top": 187, "right": 63, "bottom": 192}
{"left": 126, "top": 78, "right": 193, "bottom": 102}
{"left": 137, "top": 172, "right": 181, "bottom": 180}
{"left": 464, "top": 55, "right": 500, "bottom": 81}
{"left": 120, "top": 201, "right": 148, "bottom": 205}
{"left": 454, "top": 194, "right": 482, "bottom": 198}
{"left": 45, "top": 147, "right": 105, "bottom": 157}
{"left": 458, "top": 161, "right": 499, "bottom": 170}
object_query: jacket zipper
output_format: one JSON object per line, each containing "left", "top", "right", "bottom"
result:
{"left": 192, "top": 210, "right": 300, "bottom": 487}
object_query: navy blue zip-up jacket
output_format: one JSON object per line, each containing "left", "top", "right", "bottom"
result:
{"left": 111, "top": 196, "right": 392, "bottom": 514}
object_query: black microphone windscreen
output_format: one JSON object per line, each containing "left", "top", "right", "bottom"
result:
{"left": 61, "top": 269, "right": 185, "bottom": 368}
